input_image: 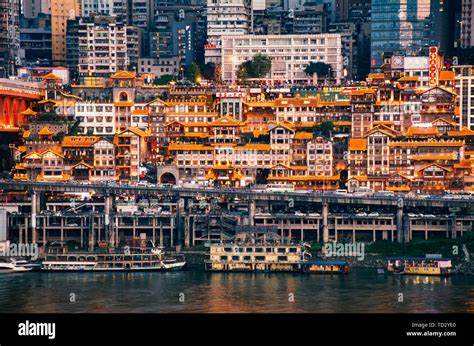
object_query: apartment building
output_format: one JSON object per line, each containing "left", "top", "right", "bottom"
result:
{"left": 221, "top": 34, "right": 344, "bottom": 83}
{"left": 51, "top": 0, "right": 80, "bottom": 66}
{"left": 77, "top": 16, "right": 128, "bottom": 77}
{"left": 205, "top": 0, "right": 252, "bottom": 64}
{"left": 455, "top": 65, "right": 474, "bottom": 130}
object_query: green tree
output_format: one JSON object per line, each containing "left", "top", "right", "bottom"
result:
{"left": 184, "top": 63, "right": 201, "bottom": 83}
{"left": 237, "top": 54, "right": 272, "bottom": 79}
{"left": 153, "top": 75, "right": 174, "bottom": 85}
{"left": 304, "top": 62, "right": 332, "bottom": 77}
{"left": 200, "top": 62, "right": 216, "bottom": 81}
{"left": 313, "top": 121, "right": 334, "bottom": 136}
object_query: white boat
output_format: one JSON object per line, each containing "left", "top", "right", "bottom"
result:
{"left": 0, "top": 258, "right": 37, "bottom": 273}
{"left": 41, "top": 246, "right": 186, "bottom": 272}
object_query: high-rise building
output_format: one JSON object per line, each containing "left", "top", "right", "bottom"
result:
{"left": 51, "top": 0, "right": 80, "bottom": 66}
{"left": 370, "top": 0, "right": 454, "bottom": 69}
{"left": 205, "top": 0, "right": 252, "bottom": 64}
{"left": 455, "top": 65, "right": 474, "bottom": 130}
{"left": 81, "top": 0, "right": 116, "bottom": 16}
{"left": 20, "top": 14, "right": 52, "bottom": 65}
{"left": 461, "top": 0, "right": 474, "bottom": 48}
{"left": 0, "top": 0, "right": 21, "bottom": 77}
{"left": 22, "top": 0, "right": 51, "bottom": 19}
{"left": 221, "top": 34, "right": 343, "bottom": 83}
{"left": 77, "top": 16, "right": 128, "bottom": 77}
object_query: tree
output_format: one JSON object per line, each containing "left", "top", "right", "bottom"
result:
{"left": 304, "top": 62, "right": 332, "bottom": 77}
{"left": 153, "top": 75, "right": 174, "bottom": 85}
{"left": 200, "top": 62, "right": 216, "bottom": 81}
{"left": 312, "top": 121, "right": 334, "bottom": 137}
{"left": 184, "top": 63, "right": 201, "bottom": 83}
{"left": 319, "top": 121, "right": 334, "bottom": 135}
{"left": 237, "top": 54, "right": 272, "bottom": 79}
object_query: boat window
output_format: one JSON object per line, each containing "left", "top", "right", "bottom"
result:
{"left": 277, "top": 248, "right": 286, "bottom": 253}
{"left": 220, "top": 256, "right": 228, "bottom": 260}
{"left": 255, "top": 256, "right": 266, "bottom": 261}
{"left": 245, "top": 248, "right": 253, "bottom": 253}
{"left": 277, "top": 256, "right": 288, "bottom": 261}
{"left": 224, "top": 248, "right": 233, "bottom": 252}
{"left": 232, "top": 256, "right": 239, "bottom": 261}
{"left": 255, "top": 248, "right": 264, "bottom": 253}
{"left": 243, "top": 256, "right": 251, "bottom": 261}
{"left": 289, "top": 248, "right": 297, "bottom": 253}
{"left": 266, "top": 248, "right": 273, "bottom": 252}
{"left": 124, "top": 256, "right": 132, "bottom": 261}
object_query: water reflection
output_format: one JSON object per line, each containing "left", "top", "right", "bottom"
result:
{"left": 0, "top": 269, "right": 473, "bottom": 313}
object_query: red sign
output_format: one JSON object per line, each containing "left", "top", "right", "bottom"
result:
{"left": 428, "top": 46, "right": 438, "bottom": 86}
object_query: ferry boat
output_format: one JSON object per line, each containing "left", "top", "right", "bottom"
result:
{"left": 302, "top": 260, "right": 350, "bottom": 274}
{"left": 386, "top": 257, "right": 452, "bottom": 276}
{"left": 0, "top": 258, "right": 41, "bottom": 273}
{"left": 41, "top": 247, "right": 186, "bottom": 272}
{"left": 205, "top": 241, "right": 311, "bottom": 272}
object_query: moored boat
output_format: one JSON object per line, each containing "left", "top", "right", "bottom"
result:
{"left": 0, "top": 258, "right": 40, "bottom": 273}
{"left": 41, "top": 247, "right": 186, "bottom": 272}
{"left": 205, "top": 241, "right": 311, "bottom": 272}
{"left": 386, "top": 257, "right": 452, "bottom": 276}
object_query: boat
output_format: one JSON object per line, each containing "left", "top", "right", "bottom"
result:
{"left": 0, "top": 258, "right": 40, "bottom": 273}
{"left": 302, "top": 260, "right": 349, "bottom": 274}
{"left": 386, "top": 257, "right": 452, "bottom": 276}
{"left": 41, "top": 247, "right": 186, "bottom": 272}
{"left": 205, "top": 241, "right": 311, "bottom": 272}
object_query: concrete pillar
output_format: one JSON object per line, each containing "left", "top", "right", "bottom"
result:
{"left": 450, "top": 213, "right": 457, "bottom": 239}
{"left": 89, "top": 214, "right": 95, "bottom": 250}
{"left": 171, "top": 218, "right": 174, "bottom": 247}
{"left": 80, "top": 218, "right": 84, "bottom": 248}
{"left": 31, "top": 191, "right": 39, "bottom": 244}
{"left": 176, "top": 198, "right": 185, "bottom": 246}
{"left": 104, "top": 194, "right": 114, "bottom": 247}
{"left": 184, "top": 215, "right": 190, "bottom": 248}
{"left": 322, "top": 202, "right": 329, "bottom": 243}
{"left": 159, "top": 221, "right": 163, "bottom": 247}
{"left": 352, "top": 219, "right": 356, "bottom": 243}
{"left": 43, "top": 227, "right": 46, "bottom": 247}
{"left": 372, "top": 219, "right": 376, "bottom": 242}
{"left": 404, "top": 216, "right": 410, "bottom": 243}
{"left": 248, "top": 200, "right": 255, "bottom": 227}
{"left": 396, "top": 206, "right": 404, "bottom": 243}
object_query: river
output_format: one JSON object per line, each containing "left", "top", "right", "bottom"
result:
{"left": 1, "top": 269, "right": 473, "bottom": 313}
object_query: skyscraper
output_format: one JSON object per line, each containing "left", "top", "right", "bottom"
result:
{"left": 370, "top": 0, "right": 454, "bottom": 69}
{"left": 51, "top": 0, "right": 81, "bottom": 66}
{"left": 0, "top": 0, "right": 20, "bottom": 77}
{"left": 205, "top": 0, "right": 252, "bottom": 64}
{"left": 461, "top": 0, "right": 474, "bottom": 48}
